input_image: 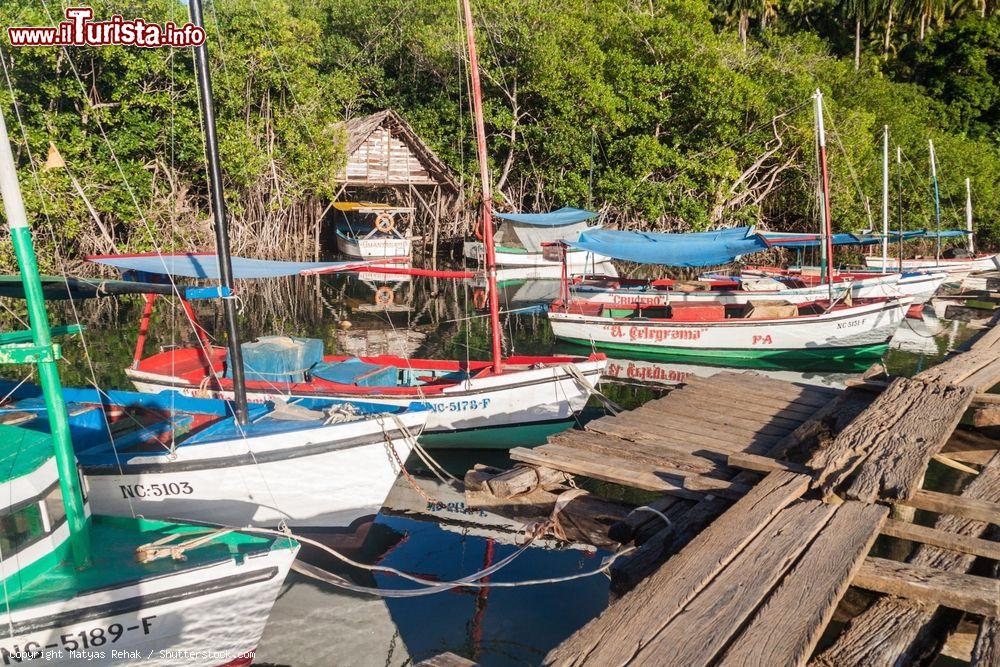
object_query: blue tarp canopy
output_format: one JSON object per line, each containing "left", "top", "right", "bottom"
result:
{"left": 567, "top": 227, "right": 768, "bottom": 267}
{"left": 760, "top": 232, "right": 882, "bottom": 248}
{"left": 895, "top": 229, "right": 970, "bottom": 240}
{"left": 89, "top": 253, "right": 369, "bottom": 280}
{"left": 493, "top": 207, "right": 598, "bottom": 227}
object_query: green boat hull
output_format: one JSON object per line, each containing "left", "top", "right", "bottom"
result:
{"left": 557, "top": 337, "right": 889, "bottom": 364}
{"left": 419, "top": 419, "right": 576, "bottom": 450}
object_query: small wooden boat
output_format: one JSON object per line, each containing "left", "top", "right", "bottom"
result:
{"left": 569, "top": 272, "right": 903, "bottom": 307}
{"left": 334, "top": 202, "right": 414, "bottom": 260}
{"left": 548, "top": 297, "right": 911, "bottom": 361}
{"left": 462, "top": 207, "right": 613, "bottom": 269}
{"left": 862, "top": 253, "right": 1000, "bottom": 276}
{"left": 740, "top": 265, "right": 948, "bottom": 305}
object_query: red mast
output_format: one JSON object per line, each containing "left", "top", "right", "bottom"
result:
{"left": 813, "top": 89, "right": 835, "bottom": 301}
{"left": 462, "top": 0, "right": 503, "bottom": 373}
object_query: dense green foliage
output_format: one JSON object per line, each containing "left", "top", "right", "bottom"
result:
{"left": 0, "top": 0, "right": 997, "bottom": 272}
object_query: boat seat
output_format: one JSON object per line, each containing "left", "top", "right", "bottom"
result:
{"left": 310, "top": 358, "right": 399, "bottom": 387}
{"left": 741, "top": 300, "right": 798, "bottom": 320}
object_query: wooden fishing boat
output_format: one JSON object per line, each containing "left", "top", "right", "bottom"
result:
{"left": 569, "top": 272, "right": 903, "bottom": 307}
{"left": 548, "top": 297, "right": 911, "bottom": 360}
{"left": 862, "top": 253, "right": 1000, "bottom": 276}
{"left": 0, "top": 94, "right": 296, "bottom": 665}
{"left": 739, "top": 265, "right": 948, "bottom": 304}
{"left": 1, "top": 383, "right": 426, "bottom": 528}
{"left": 462, "top": 207, "right": 613, "bottom": 269}
{"left": 334, "top": 202, "right": 414, "bottom": 260}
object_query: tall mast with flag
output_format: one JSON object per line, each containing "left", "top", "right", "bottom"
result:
{"left": 189, "top": 0, "right": 249, "bottom": 422}
{"left": 461, "top": 0, "right": 503, "bottom": 373}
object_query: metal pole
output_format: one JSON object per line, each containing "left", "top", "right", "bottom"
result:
{"left": 189, "top": 0, "right": 248, "bottom": 422}
{"left": 897, "top": 146, "right": 903, "bottom": 273}
{"left": 965, "top": 177, "right": 974, "bottom": 254}
{"left": 462, "top": 0, "right": 502, "bottom": 373}
{"left": 928, "top": 139, "right": 941, "bottom": 264}
{"left": 881, "top": 126, "right": 889, "bottom": 273}
{"left": 813, "top": 90, "right": 835, "bottom": 301}
{"left": 0, "top": 108, "right": 91, "bottom": 568}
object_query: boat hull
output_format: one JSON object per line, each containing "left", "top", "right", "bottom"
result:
{"left": 573, "top": 274, "right": 902, "bottom": 307}
{"left": 125, "top": 359, "right": 607, "bottom": 449}
{"left": 336, "top": 231, "right": 411, "bottom": 260}
{"left": 79, "top": 414, "right": 422, "bottom": 528}
{"left": 548, "top": 301, "right": 908, "bottom": 360}
{"left": 863, "top": 254, "right": 1000, "bottom": 275}
{"left": 463, "top": 241, "right": 613, "bottom": 268}
{"left": 1, "top": 543, "right": 295, "bottom": 667}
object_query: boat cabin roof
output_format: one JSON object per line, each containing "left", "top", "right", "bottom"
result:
{"left": 0, "top": 424, "right": 54, "bottom": 487}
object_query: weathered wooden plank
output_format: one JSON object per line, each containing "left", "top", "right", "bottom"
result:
{"left": 681, "top": 372, "right": 841, "bottom": 403}
{"left": 972, "top": 617, "right": 1000, "bottom": 667}
{"left": 768, "top": 390, "right": 863, "bottom": 460}
{"left": 716, "top": 502, "right": 888, "bottom": 667}
{"left": 415, "top": 652, "right": 478, "bottom": 667}
{"left": 943, "top": 428, "right": 1000, "bottom": 466}
{"left": 638, "top": 391, "right": 817, "bottom": 423}
{"left": 552, "top": 430, "right": 729, "bottom": 477}
{"left": 484, "top": 465, "right": 569, "bottom": 498}
{"left": 544, "top": 471, "right": 809, "bottom": 666}
{"left": 607, "top": 494, "right": 686, "bottom": 545}
{"left": 631, "top": 500, "right": 838, "bottom": 665}
{"left": 509, "top": 444, "right": 748, "bottom": 499}
{"left": 584, "top": 414, "right": 767, "bottom": 454}
{"left": 809, "top": 377, "right": 975, "bottom": 502}
{"left": 881, "top": 518, "right": 1000, "bottom": 560}
{"left": 899, "top": 489, "right": 1000, "bottom": 524}
{"left": 727, "top": 451, "right": 810, "bottom": 474}
{"left": 814, "top": 451, "right": 1000, "bottom": 667}
{"left": 973, "top": 406, "right": 1000, "bottom": 428}
{"left": 668, "top": 377, "right": 835, "bottom": 409}
{"left": 852, "top": 557, "right": 1000, "bottom": 616}
{"left": 593, "top": 407, "right": 785, "bottom": 450}
{"left": 633, "top": 398, "right": 806, "bottom": 431}
{"left": 919, "top": 349, "right": 1000, "bottom": 391}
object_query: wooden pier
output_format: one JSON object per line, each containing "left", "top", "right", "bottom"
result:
{"left": 463, "top": 314, "right": 1000, "bottom": 666}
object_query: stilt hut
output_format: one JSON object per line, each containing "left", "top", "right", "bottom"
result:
{"left": 322, "top": 110, "right": 462, "bottom": 265}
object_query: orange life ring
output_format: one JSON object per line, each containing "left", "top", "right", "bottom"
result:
{"left": 375, "top": 286, "right": 395, "bottom": 306}
{"left": 374, "top": 213, "right": 395, "bottom": 234}
{"left": 473, "top": 288, "right": 488, "bottom": 310}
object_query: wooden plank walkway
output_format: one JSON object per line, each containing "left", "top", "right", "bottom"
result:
{"left": 509, "top": 372, "right": 837, "bottom": 501}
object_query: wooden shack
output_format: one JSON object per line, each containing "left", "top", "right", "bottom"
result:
{"left": 324, "top": 110, "right": 464, "bottom": 264}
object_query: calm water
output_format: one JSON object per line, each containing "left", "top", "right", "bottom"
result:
{"left": 1, "top": 271, "right": 982, "bottom": 666}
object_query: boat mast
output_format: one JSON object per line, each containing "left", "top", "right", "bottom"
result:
{"left": 461, "top": 0, "right": 503, "bottom": 373}
{"left": 896, "top": 146, "right": 903, "bottom": 273}
{"left": 189, "top": 0, "right": 249, "bottom": 423}
{"left": 813, "top": 90, "right": 834, "bottom": 300}
{"left": 881, "top": 126, "right": 889, "bottom": 274}
{"left": 0, "top": 109, "right": 91, "bottom": 567}
{"left": 928, "top": 139, "right": 941, "bottom": 264}
{"left": 965, "top": 177, "right": 974, "bottom": 254}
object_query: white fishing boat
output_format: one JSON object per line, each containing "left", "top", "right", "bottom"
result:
{"left": 862, "top": 253, "right": 1000, "bottom": 276}
{"left": 548, "top": 297, "right": 911, "bottom": 361}
{"left": 334, "top": 202, "right": 414, "bottom": 260}
{"left": 570, "top": 272, "right": 903, "bottom": 307}
{"left": 0, "top": 91, "right": 297, "bottom": 666}
{"left": 739, "top": 265, "right": 948, "bottom": 305}
{"left": 462, "top": 207, "right": 613, "bottom": 269}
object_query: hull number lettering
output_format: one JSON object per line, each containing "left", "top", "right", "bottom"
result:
{"left": 2, "top": 616, "right": 155, "bottom": 664}
{"left": 430, "top": 398, "right": 491, "bottom": 413}
{"left": 120, "top": 482, "right": 193, "bottom": 499}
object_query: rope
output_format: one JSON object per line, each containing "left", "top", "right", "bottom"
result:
{"left": 628, "top": 505, "right": 673, "bottom": 529}
{"left": 561, "top": 363, "right": 622, "bottom": 415}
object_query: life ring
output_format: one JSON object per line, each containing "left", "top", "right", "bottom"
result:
{"left": 374, "top": 286, "right": 395, "bottom": 306}
{"left": 473, "top": 288, "right": 488, "bottom": 309}
{"left": 374, "top": 213, "right": 395, "bottom": 234}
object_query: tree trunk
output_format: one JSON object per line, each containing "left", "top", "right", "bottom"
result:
{"left": 739, "top": 11, "right": 748, "bottom": 51}
{"left": 884, "top": 4, "right": 893, "bottom": 54}
{"left": 919, "top": 12, "right": 926, "bottom": 40}
{"left": 855, "top": 18, "right": 861, "bottom": 71}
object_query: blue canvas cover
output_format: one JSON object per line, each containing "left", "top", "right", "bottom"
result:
{"left": 225, "top": 336, "right": 324, "bottom": 384}
{"left": 567, "top": 227, "right": 767, "bottom": 267}
{"left": 89, "top": 253, "right": 368, "bottom": 279}
{"left": 311, "top": 358, "right": 398, "bottom": 387}
{"left": 760, "top": 232, "right": 882, "bottom": 247}
{"left": 493, "top": 207, "right": 597, "bottom": 227}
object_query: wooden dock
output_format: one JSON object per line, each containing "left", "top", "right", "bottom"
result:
{"left": 463, "top": 313, "right": 1000, "bottom": 666}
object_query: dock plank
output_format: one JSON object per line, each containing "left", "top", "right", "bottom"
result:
{"left": 852, "top": 557, "right": 1000, "bottom": 616}
{"left": 544, "top": 471, "right": 809, "bottom": 666}
{"left": 809, "top": 377, "right": 975, "bottom": 502}
{"left": 548, "top": 430, "right": 729, "bottom": 477}
{"left": 716, "top": 502, "right": 888, "bottom": 667}
{"left": 632, "top": 500, "right": 837, "bottom": 666}
{"left": 814, "top": 450, "right": 1000, "bottom": 667}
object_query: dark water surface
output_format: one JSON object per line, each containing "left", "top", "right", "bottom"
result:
{"left": 0, "top": 271, "right": 982, "bottom": 666}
